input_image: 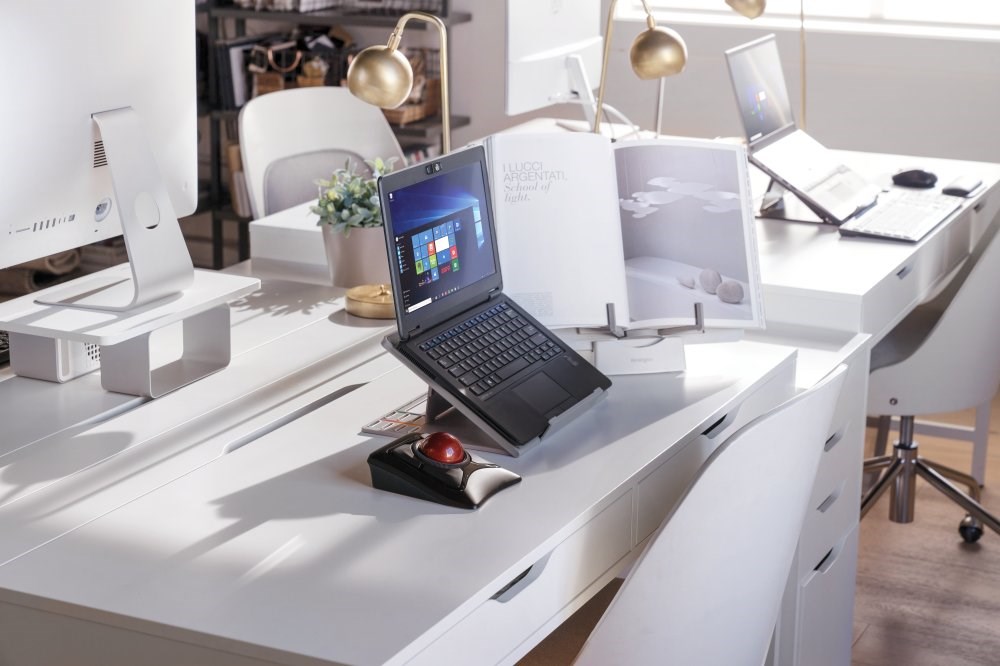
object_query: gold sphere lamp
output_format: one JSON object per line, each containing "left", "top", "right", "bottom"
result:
{"left": 347, "top": 11, "right": 451, "bottom": 154}
{"left": 594, "top": 0, "right": 766, "bottom": 135}
{"left": 593, "top": 0, "right": 687, "bottom": 135}
{"left": 726, "top": 0, "right": 767, "bottom": 19}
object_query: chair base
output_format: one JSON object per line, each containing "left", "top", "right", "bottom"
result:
{"left": 862, "top": 432, "right": 1000, "bottom": 543}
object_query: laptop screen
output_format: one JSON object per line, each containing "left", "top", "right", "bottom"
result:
{"left": 725, "top": 34, "right": 795, "bottom": 146}
{"left": 380, "top": 146, "right": 501, "bottom": 336}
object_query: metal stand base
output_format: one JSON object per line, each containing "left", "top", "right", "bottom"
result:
{"left": 861, "top": 416, "right": 1000, "bottom": 541}
{"left": 99, "top": 305, "right": 232, "bottom": 397}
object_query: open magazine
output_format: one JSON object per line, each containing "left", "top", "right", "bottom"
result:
{"left": 484, "top": 131, "right": 765, "bottom": 332}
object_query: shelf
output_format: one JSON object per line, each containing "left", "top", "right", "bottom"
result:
{"left": 389, "top": 114, "right": 469, "bottom": 139}
{"left": 209, "top": 6, "right": 472, "bottom": 29}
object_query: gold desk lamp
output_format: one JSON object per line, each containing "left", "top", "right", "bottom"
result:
{"left": 342, "top": 12, "right": 452, "bottom": 319}
{"left": 594, "top": 0, "right": 766, "bottom": 135}
{"left": 347, "top": 11, "right": 451, "bottom": 154}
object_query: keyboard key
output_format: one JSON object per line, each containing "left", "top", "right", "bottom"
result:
{"left": 497, "top": 357, "right": 529, "bottom": 381}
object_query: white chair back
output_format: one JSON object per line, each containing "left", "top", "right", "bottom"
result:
{"left": 238, "top": 86, "right": 404, "bottom": 219}
{"left": 868, "top": 222, "right": 1000, "bottom": 416}
{"left": 575, "top": 366, "right": 847, "bottom": 666}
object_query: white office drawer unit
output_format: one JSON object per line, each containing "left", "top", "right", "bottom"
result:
{"left": 794, "top": 526, "right": 860, "bottom": 666}
{"left": 859, "top": 210, "right": 971, "bottom": 340}
{"left": 635, "top": 366, "right": 796, "bottom": 544}
{"left": 408, "top": 491, "right": 633, "bottom": 666}
{"left": 772, "top": 344, "right": 868, "bottom": 666}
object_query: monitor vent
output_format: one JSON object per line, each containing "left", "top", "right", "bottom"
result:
{"left": 93, "top": 141, "right": 108, "bottom": 168}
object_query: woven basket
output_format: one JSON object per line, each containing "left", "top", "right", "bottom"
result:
{"left": 382, "top": 78, "right": 440, "bottom": 126}
{"left": 296, "top": 74, "right": 326, "bottom": 88}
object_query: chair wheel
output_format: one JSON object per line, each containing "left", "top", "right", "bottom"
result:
{"left": 959, "top": 515, "right": 983, "bottom": 543}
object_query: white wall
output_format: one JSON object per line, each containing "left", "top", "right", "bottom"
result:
{"left": 447, "top": 3, "right": 1000, "bottom": 164}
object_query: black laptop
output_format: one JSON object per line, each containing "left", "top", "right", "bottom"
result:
{"left": 377, "top": 145, "right": 611, "bottom": 456}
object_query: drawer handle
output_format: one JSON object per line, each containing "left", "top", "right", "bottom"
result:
{"left": 973, "top": 202, "right": 984, "bottom": 213}
{"left": 824, "top": 428, "right": 845, "bottom": 453}
{"left": 816, "top": 481, "right": 845, "bottom": 513}
{"left": 491, "top": 553, "right": 551, "bottom": 603}
{"left": 813, "top": 533, "right": 848, "bottom": 574}
{"left": 895, "top": 264, "right": 913, "bottom": 279}
{"left": 702, "top": 408, "right": 738, "bottom": 440}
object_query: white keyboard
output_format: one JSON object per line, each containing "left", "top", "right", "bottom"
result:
{"left": 840, "top": 190, "right": 961, "bottom": 242}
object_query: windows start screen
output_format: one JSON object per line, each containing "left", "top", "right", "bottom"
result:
{"left": 411, "top": 219, "right": 460, "bottom": 286}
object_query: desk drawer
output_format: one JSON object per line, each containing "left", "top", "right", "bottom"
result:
{"left": 636, "top": 365, "right": 795, "bottom": 543}
{"left": 795, "top": 526, "right": 859, "bottom": 666}
{"left": 862, "top": 211, "right": 970, "bottom": 338}
{"left": 408, "top": 491, "right": 633, "bottom": 666}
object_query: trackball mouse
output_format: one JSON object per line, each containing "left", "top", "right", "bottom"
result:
{"left": 368, "top": 432, "right": 521, "bottom": 509}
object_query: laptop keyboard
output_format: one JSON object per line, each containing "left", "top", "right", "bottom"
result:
{"left": 843, "top": 190, "right": 961, "bottom": 241}
{"left": 419, "top": 302, "right": 563, "bottom": 397}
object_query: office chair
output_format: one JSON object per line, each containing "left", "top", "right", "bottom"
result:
{"left": 862, "top": 220, "right": 1000, "bottom": 543}
{"left": 575, "top": 366, "right": 846, "bottom": 666}
{"left": 238, "top": 86, "right": 405, "bottom": 219}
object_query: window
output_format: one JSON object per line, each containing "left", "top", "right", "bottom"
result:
{"left": 637, "top": 1, "right": 1000, "bottom": 27}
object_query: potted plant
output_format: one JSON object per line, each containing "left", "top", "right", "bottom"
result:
{"left": 312, "top": 157, "right": 396, "bottom": 288}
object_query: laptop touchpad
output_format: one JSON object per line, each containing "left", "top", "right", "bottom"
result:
{"left": 514, "top": 372, "right": 571, "bottom": 416}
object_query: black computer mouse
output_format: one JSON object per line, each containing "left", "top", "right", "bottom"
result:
{"left": 892, "top": 168, "right": 937, "bottom": 189}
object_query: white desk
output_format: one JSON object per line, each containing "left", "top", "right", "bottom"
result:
{"left": 755, "top": 151, "right": 1000, "bottom": 342}
{"left": 1, "top": 136, "right": 993, "bottom": 665}
{"left": 0, "top": 276, "right": 393, "bottom": 566}
{"left": 0, "top": 339, "right": 801, "bottom": 666}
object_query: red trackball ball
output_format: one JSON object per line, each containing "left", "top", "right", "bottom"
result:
{"left": 419, "top": 432, "right": 466, "bottom": 464}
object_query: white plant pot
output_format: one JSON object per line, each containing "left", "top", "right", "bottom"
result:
{"left": 322, "top": 225, "right": 391, "bottom": 288}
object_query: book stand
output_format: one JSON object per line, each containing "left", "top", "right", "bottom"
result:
{"left": 588, "top": 301, "right": 706, "bottom": 375}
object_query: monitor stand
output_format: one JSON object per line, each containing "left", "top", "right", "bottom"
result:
{"left": 36, "top": 107, "right": 194, "bottom": 311}
{"left": 0, "top": 107, "right": 260, "bottom": 396}
{"left": 555, "top": 55, "right": 642, "bottom": 140}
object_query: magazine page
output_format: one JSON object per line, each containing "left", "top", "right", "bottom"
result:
{"left": 612, "top": 137, "right": 765, "bottom": 330}
{"left": 486, "top": 131, "right": 630, "bottom": 328}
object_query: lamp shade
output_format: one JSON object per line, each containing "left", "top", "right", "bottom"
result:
{"left": 726, "top": 0, "right": 766, "bottom": 19}
{"left": 630, "top": 25, "right": 687, "bottom": 80}
{"left": 346, "top": 46, "right": 413, "bottom": 110}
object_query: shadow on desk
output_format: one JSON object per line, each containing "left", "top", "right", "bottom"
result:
{"left": 229, "top": 279, "right": 343, "bottom": 321}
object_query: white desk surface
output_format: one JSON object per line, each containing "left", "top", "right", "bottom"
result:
{"left": 753, "top": 151, "right": 1000, "bottom": 339}
{"left": 0, "top": 276, "right": 394, "bottom": 566}
{"left": 0, "top": 340, "right": 797, "bottom": 666}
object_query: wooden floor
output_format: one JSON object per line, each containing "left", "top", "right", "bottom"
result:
{"left": 852, "top": 393, "right": 1000, "bottom": 666}
{"left": 519, "top": 392, "right": 1000, "bottom": 666}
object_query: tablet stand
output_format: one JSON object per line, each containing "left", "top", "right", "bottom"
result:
{"left": 758, "top": 178, "right": 824, "bottom": 224}
{"left": 364, "top": 342, "right": 607, "bottom": 459}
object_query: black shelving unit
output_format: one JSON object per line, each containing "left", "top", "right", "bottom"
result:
{"left": 202, "top": 1, "right": 472, "bottom": 269}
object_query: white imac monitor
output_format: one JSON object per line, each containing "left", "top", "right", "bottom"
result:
{"left": 3, "top": 0, "right": 197, "bottom": 312}
{"left": 505, "top": 0, "right": 604, "bottom": 126}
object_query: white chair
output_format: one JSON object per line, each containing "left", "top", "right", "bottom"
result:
{"left": 575, "top": 366, "right": 846, "bottom": 666}
{"left": 238, "top": 86, "right": 405, "bottom": 219}
{"left": 863, "top": 221, "right": 1000, "bottom": 543}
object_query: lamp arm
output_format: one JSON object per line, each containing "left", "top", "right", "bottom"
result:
{"left": 392, "top": 12, "right": 450, "bottom": 153}
{"left": 593, "top": 0, "right": 657, "bottom": 134}
{"left": 592, "top": 0, "right": 619, "bottom": 134}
